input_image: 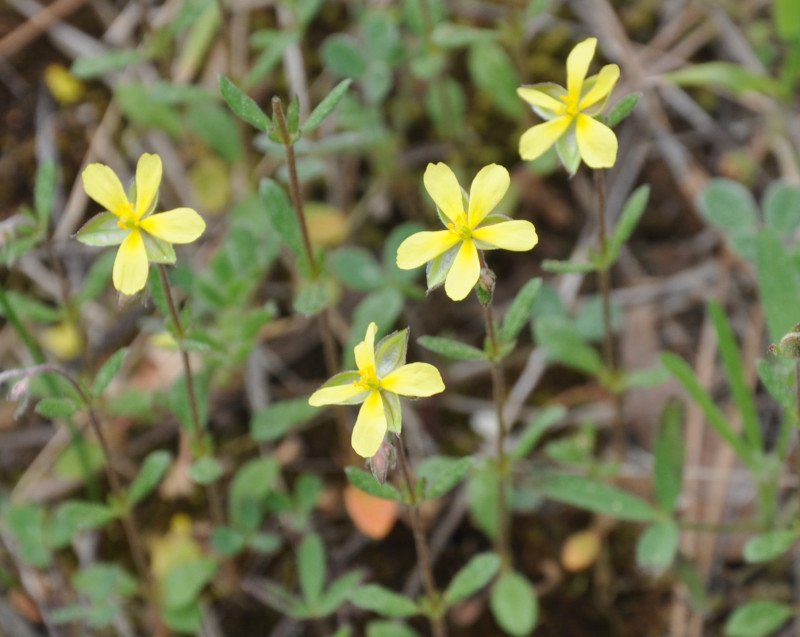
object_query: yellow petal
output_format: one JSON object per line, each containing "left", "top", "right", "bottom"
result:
{"left": 473, "top": 220, "right": 539, "bottom": 251}
{"left": 140, "top": 208, "right": 206, "bottom": 244}
{"left": 576, "top": 114, "right": 618, "bottom": 169}
{"left": 396, "top": 230, "right": 460, "bottom": 269}
{"left": 566, "top": 37, "right": 597, "bottom": 100}
{"left": 351, "top": 391, "right": 387, "bottom": 458}
{"left": 134, "top": 153, "right": 163, "bottom": 219}
{"left": 423, "top": 162, "right": 464, "bottom": 223}
{"left": 112, "top": 229, "right": 149, "bottom": 295}
{"left": 580, "top": 64, "right": 620, "bottom": 111}
{"left": 381, "top": 362, "right": 445, "bottom": 397}
{"left": 354, "top": 322, "right": 377, "bottom": 371}
{"left": 517, "top": 86, "right": 564, "bottom": 112}
{"left": 519, "top": 117, "right": 572, "bottom": 161}
{"left": 444, "top": 239, "right": 479, "bottom": 301}
{"left": 467, "top": 164, "right": 510, "bottom": 228}
{"left": 82, "top": 163, "right": 131, "bottom": 216}
{"left": 309, "top": 383, "right": 367, "bottom": 406}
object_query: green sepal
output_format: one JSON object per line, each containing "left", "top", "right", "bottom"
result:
{"left": 381, "top": 390, "right": 402, "bottom": 435}
{"left": 75, "top": 213, "right": 128, "bottom": 246}
{"left": 426, "top": 243, "right": 458, "bottom": 292}
{"left": 375, "top": 329, "right": 409, "bottom": 376}
{"left": 555, "top": 129, "right": 581, "bottom": 175}
{"left": 143, "top": 232, "right": 177, "bottom": 264}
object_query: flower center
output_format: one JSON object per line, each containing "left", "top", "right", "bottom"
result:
{"left": 354, "top": 364, "right": 381, "bottom": 391}
{"left": 557, "top": 93, "right": 580, "bottom": 118}
{"left": 115, "top": 202, "right": 139, "bottom": 230}
{"left": 446, "top": 211, "right": 471, "bottom": 239}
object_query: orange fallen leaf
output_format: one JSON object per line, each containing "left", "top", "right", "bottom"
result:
{"left": 343, "top": 484, "right": 399, "bottom": 540}
{"left": 560, "top": 528, "right": 602, "bottom": 572}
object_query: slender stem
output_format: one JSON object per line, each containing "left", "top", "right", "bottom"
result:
{"left": 395, "top": 436, "right": 447, "bottom": 637}
{"left": 478, "top": 253, "right": 511, "bottom": 569}
{"left": 594, "top": 170, "right": 625, "bottom": 459}
{"left": 214, "top": 0, "right": 233, "bottom": 79}
{"left": 157, "top": 265, "right": 226, "bottom": 526}
{"left": 795, "top": 358, "right": 800, "bottom": 421}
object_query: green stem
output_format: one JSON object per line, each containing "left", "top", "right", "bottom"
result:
{"left": 594, "top": 170, "right": 625, "bottom": 460}
{"left": 395, "top": 435, "right": 447, "bottom": 637}
{"left": 157, "top": 265, "right": 226, "bottom": 527}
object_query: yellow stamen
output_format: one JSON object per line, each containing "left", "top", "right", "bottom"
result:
{"left": 354, "top": 364, "right": 381, "bottom": 391}
{"left": 558, "top": 93, "right": 579, "bottom": 118}
{"left": 447, "top": 211, "right": 472, "bottom": 239}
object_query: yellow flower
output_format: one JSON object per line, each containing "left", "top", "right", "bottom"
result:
{"left": 396, "top": 163, "right": 538, "bottom": 301}
{"left": 77, "top": 153, "right": 206, "bottom": 296}
{"left": 517, "top": 37, "right": 619, "bottom": 172}
{"left": 309, "top": 323, "right": 445, "bottom": 458}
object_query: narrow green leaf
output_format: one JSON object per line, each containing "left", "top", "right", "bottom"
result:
{"left": 302, "top": 79, "right": 353, "bottom": 134}
{"left": 467, "top": 41, "right": 523, "bottom": 118}
{"left": 188, "top": 457, "right": 223, "bottom": 484}
{"left": 490, "top": 571, "right": 538, "bottom": 636}
{"left": 708, "top": 301, "right": 762, "bottom": 450}
{"left": 92, "top": 348, "right": 128, "bottom": 396}
{"left": 328, "top": 247, "right": 385, "bottom": 291}
{"left": 607, "top": 185, "right": 650, "bottom": 263}
{"left": 538, "top": 472, "right": 660, "bottom": 522}
{"left": 417, "top": 456, "right": 471, "bottom": 500}
{"left": 218, "top": 75, "right": 270, "bottom": 130}
{"left": 654, "top": 399, "right": 684, "bottom": 515}
{"left": 500, "top": 278, "right": 542, "bottom": 343}
{"left": 534, "top": 316, "right": 604, "bottom": 376}
{"left": 229, "top": 457, "right": 280, "bottom": 532}
{"left": 467, "top": 461, "right": 500, "bottom": 539}
{"left": 344, "top": 467, "right": 401, "bottom": 501}
{"left": 744, "top": 530, "right": 798, "bottom": 563}
{"left": 287, "top": 95, "right": 301, "bottom": 135}
{"left": 444, "top": 552, "right": 500, "bottom": 605}
{"left": 321, "top": 35, "right": 366, "bottom": 78}
{"left": 34, "top": 159, "right": 56, "bottom": 225}
{"left": 251, "top": 397, "right": 318, "bottom": 442}
{"left": 636, "top": 521, "right": 679, "bottom": 575}
{"left": 417, "top": 335, "right": 486, "bottom": 360}
{"left": 763, "top": 181, "right": 800, "bottom": 235}
{"left": 756, "top": 227, "right": 800, "bottom": 344}
{"left": 36, "top": 397, "right": 79, "bottom": 419}
{"left": 513, "top": 406, "right": 566, "bottom": 460}
{"left": 294, "top": 280, "right": 331, "bottom": 316}
{"left": 668, "top": 62, "right": 786, "bottom": 98}
{"left": 5, "top": 504, "right": 50, "bottom": 568}
{"left": 298, "top": 532, "right": 326, "bottom": 608}
{"left": 49, "top": 501, "right": 115, "bottom": 547}
{"left": 775, "top": 0, "right": 800, "bottom": 42}
{"left": 128, "top": 450, "right": 172, "bottom": 503}
{"left": 660, "top": 352, "right": 755, "bottom": 469}
{"left": 162, "top": 557, "right": 218, "bottom": 608}
{"left": 350, "top": 584, "right": 418, "bottom": 618}
{"left": 211, "top": 526, "right": 246, "bottom": 557}
{"left": 259, "top": 178, "right": 308, "bottom": 268}
{"left": 186, "top": 101, "right": 243, "bottom": 163}
{"left": 725, "top": 600, "right": 792, "bottom": 637}
{"left": 541, "top": 259, "right": 596, "bottom": 274}
{"left": 366, "top": 621, "right": 420, "bottom": 637}
{"left": 73, "top": 562, "right": 137, "bottom": 599}
{"left": 318, "top": 570, "right": 364, "bottom": 616}
{"left": 71, "top": 49, "right": 147, "bottom": 79}
{"left": 605, "top": 92, "right": 641, "bottom": 128}
{"left": 114, "top": 84, "right": 183, "bottom": 137}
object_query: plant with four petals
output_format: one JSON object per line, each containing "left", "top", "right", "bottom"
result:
{"left": 77, "top": 153, "right": 206, "bottom": 295}
{"left": 517, "top": 37, "right": 620, "bottom": 173}
{"left": 308, "top": 322, "right": 445, "bottom": 458}
{"left": 395, "top": 162, "right": 538, "bottom": 301}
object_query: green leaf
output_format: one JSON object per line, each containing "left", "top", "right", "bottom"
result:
{"left": 424, "top": 78, "right": 465, "bottom": 136}
{"left": 417, "top": 335, "right": 486, "bottom": 360}
{"left": 114, "top": 84, "right": 182, "bottom": 137}
{"left": 660, "top": 352, "right": 755, "bottom": 469}
{"left": 294, "top": 280, "right": 331, "bottom": 316}
{"left": 186, "top": 101, "right": 243, "bottom": 163}
{"left": 500, "top": 278, "right": 542, "bottom": 343}
{"left": 218, "top": 75, "right": 270, "bottom": 130}
{"left": 36, "top": 397, "right": 79, "bottom": 419}
{"left": 744, "top": 530, "right": 798, "bottom": 563}
{"left": 343, "top": 289, "right": 404, "bottom": 369}
{"left": 128, "top": 450, "right": 172, "bottom": 503}
{"left": 467, "top": 461, "right": 500, "bottom": 539}
{"left": 161, "top": 599, "right": 204, "bottom": 633}
{"left": 776, "top": 0, "right": 800, "bottom": 42}
{"left": 249, "top": 532, "right": 282, "bottom": 554}
{"left": 467, "top": 41, "right": 523, "bottom": 118}
{"left": 92, "top": 348, "right": 128, "bottom": 396}
{"left": 697, "top": 179, "right": 759, "bottom": 232}
{"left": 384, "top": 222, "right": 426, "bottom": 282}
{"left": 245, "top": 31, "right": 299, "bottom": 87}
{"left": 708, "top": 301, "right": 762, "bottom": 450}
{"left": 538, "top": 472, "right": 660, "bottom": 522}
{"left": 606, "top": 185, "right": 650, "bottom": 263}
{"left": 188, "top": 457, "right": 223, "bottom": 484}
{"left": 490, "top": 571, "right": 538, "bottom": 636}
{"left": 534, "top": 316, "right": 604, "bottom": 376}
{"left": 725, "top": 600, "right": 792, "bottom": 637}
{"left": 541, "top": 259, "right": 597, "bottom": 274}
{"left": 513, "top": 406, "right": 567, "bottom": 460}
{"left": 757, "top": 227, "right": 800, "bottom": 344}
{"left": 605, "top": 92, "right": 641, "bottom": 128}
{"left": 344, "top": 467, "right": 401, "bottom": 501}
{"left": 636, "top": 521, "right": 679, "bottom": 575}
{"left": 48, "top": 500, "right": 115, "bottom": 547}
{"left": 251, "top": 397, "right": 318, "bottom": 442}
{"left": 444, "top": 552, "right": 500, "bottom": 605}
{"left": 654, "top": 399, "right": 684, "bottom": 515}
{"left": 229, "top": 457, "right": 280, "bottom": 532}
{"left": 5, "top": 503, "right": 50, "bottom": 568}
{"left": 71, "top": 49, "right": 147, "bottom": 78}
{"left": 763, "top": 181, "right": 800, "bottom": 235}
{"left": 211, "top": 526, "right": 246, "bottom": 557}
{"left": 350, "top": 584, "right": 418, "bottom": 618}
{"left": 260, "top": 178, "right": 308, "bottom": 267}
{"left": 417, "top": 456, "right": 471, "bottom": 500}
{"left": 162, "top": 557, "right": 218, "bottom": 608}
{"left": 318, "top": 570, "right": 364, "bottom": 616}
{"left": 574, "top": 295, "right": 622, "bottom": 343}
{"left": 668, "top": 62, "right": 786, "bottom": 99}
{"left": 287, "top": 95, "right": 301, "bottom": 135}
{"left": 366, "top": 621, "right": 420, "bottom": 637}
{"left": 328, "top": 247, "right": 385, "bottom": 291}
{"left": 321, "top": 35, "right": 366, "bottom": 78}
{"left": 73, "top": 563, "right": 137, "bottom": 599}
{"left": 299, "top": 532, "right": 326, "bottom": 607}
{"left": 362, "top": 11, "right": 402, "bottom": 62}
{"left": 302, "top": 79, "right": 353, "bottom": 134}
{"left": 432, "top": 23, "right": 497, "bottom": 48}
{"left": 34, "top": 159, "right": 56, "bottom": 225}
